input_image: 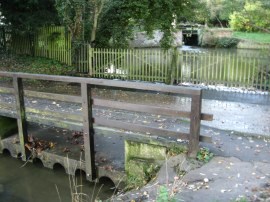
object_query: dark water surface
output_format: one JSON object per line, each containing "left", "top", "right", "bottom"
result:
{"left": 0, "top": 154, "right": 114, "bottom": 202}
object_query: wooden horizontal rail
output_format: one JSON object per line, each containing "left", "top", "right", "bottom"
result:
{"left": 0, "top": 72, "right": 213, "bottom": 160}
{"left": 25, "top": 91, "right": 82, "bottom": 103}
{"left": 0, "top": 103, "right": 212, "bottom": 143}
{"left": 94, "top": 99, "right": 213, "bottom": 121}
{"left": 0, "top": 105, "right": 212, "bottom": 145}
{"left": 0, "top": 88, "right": 212, "bottom": 121}
{"left": 94, "top": 118, "right": 211, "bottom": 143}
{"left": 0, "top": 71, "right": 201, "bottom": 96}
{"left": 25, "top": 107, "right": 82, "bottom": 122}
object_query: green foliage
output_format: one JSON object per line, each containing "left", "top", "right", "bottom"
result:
{"left": 202, "top": 0, "right": 245, "bottom": 26}
{"left": 229, "top": 1, "right": 270, "bottom": 32}
{"left": 95, "top": 0, "right": 133, "bottom": 48}
{"left": 55, "top": 0, "right": 85, "bottom": 42}
{"left": 216, "top": 37, "right": 239, "bottom": 48}
{"left": 126, "top": 161, "right": 160, "bottom": 190}
{"left": 0, "top": 54, "right": 74, "bottom": 75}
{"left": 232, "top": 198, "right": 248, "bottom": 202}
{"left": 156, "top": 186, "right": 176, "bottom": 202}
{"left": 167, "top": 144, "right": 187, "bottom": 157}
{"left": 96, "top": 0, "right": 203, "bottom": 49}
{"left": 197, "top": 147, "right": 213, "bottom": 163}
{"left": 0, "top": 0, "right": 59, "bottom": 34}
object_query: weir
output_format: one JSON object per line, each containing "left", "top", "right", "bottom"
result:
{"left": 0, "top": 71, "right": 213, "bottom": 187}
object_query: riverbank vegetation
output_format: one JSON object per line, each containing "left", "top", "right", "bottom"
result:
{"left": 0, "top": 54, "right": 74, "bottom": 75}
{"left": 232, "top": 32, "right": 270, "bottom": 44}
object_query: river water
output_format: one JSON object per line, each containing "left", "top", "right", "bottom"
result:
{"left": 0, "top": 153, "right": 114, "bottom": 202}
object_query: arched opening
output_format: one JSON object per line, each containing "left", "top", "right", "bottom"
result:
{"left": 75, "top": 169, "right": 87, "bottom": 183}
{"left": 53, "top": 163, "right": 66, "bottom": 173}
{"left": 32, "top": 158, "right": 44, "bottom": 168}
{"left": 97, "top": 176, "right": 116, "bottom": 200}
{"left": 183, "top": 34, "right": 198, "bottom": 46}
{"left": 17, "top": 152, "right": 22, "bottom": 159}
{"left": 2, "top": 149, "right": 11, "bottom": 156}
{"left": 99, "top": 176, "right": 116, "bottom": 189}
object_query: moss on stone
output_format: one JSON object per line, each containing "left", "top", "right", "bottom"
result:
{"left": 125, "top": 140, "right": 167, "bottom": 163}
{"left": 0, "top": 116, "right": 18, "bottom": 139}
{"left": 125, "top": 141, "right": 166, "bottom": 190}
{"left": 126, "top": 158, "right": 160, "bottom": 190}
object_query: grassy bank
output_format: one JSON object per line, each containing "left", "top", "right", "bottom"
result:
{"left": 0, "top": 54, "right": 75, "bottom": 75}
{"left": 233, "top": 32, "right": 270, "bottom": 44}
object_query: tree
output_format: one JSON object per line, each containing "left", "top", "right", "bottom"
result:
{"left": 229, "top": 1, "right": 270, "bottom": 32}
{"left": 96, "top": 0, "right": 203, "bottom": 49}
{"left": 95, "top": 0, "right": 141, "bottom": 48}
{"left": 201, "top": 0, "right": 245, "bottom": 27}
{"left": 89, "top": 0, "right": 105, "bottom": 43}
{"left": 55, "top": 0, "right": 107, "bottom": 65}
{"left": 0, "top": 0, "right": 59, "bottom": 34}
{"left": 0, "top": 0, "right": 59, "bottom": 55}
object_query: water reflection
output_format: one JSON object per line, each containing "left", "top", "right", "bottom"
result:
{"left": 0, "top": 154, "right": 114, "bottom": 202}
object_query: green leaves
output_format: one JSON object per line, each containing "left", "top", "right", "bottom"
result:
{"left": 229, "top": 1, "right": 270, "bottom": 32}
{"left": 96, "top": 0, "right": 202, "bottom": 49}
{"left": 157, "top": 186, "right": 176, "bottom": 202}
{"left": 0, "top": 0, "right": 59, "bottom": 34}
{"left": 196, "top": 147, "right": 213, "bottom": 163}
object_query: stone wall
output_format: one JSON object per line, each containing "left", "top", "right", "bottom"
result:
{"left": 129, "top": 30, "right": 183, "bottom": 48}
{"left": 198, "top": 28, "right": 233, "bottom": 47}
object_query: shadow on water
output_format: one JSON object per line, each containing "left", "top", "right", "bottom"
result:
{"left": 0, "top": 154, "right": 115, "bottom": 202}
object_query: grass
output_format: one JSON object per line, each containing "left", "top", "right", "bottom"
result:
{"left": 232, "top": 32, "right": 270, "bottom": 43}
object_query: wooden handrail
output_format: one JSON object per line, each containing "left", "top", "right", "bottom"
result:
{"left": 0, "top": 71, "right": 213, "bottom": 179}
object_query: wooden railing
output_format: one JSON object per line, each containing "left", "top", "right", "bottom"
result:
{"left": 2, "top": 25, "right": 269, "bottom": 91}
{"left": 0, "top": 71, "right": 213, "bottom": 180}
{"left": 89, "top": 48, "right": 269, "bottom": 91}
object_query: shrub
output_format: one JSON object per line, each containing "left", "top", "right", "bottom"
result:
{"left": 216, "top": 37, "right": 239, "bottom": 48}
{"left": 229, "top": 2, "right": 270, "bottom": 32}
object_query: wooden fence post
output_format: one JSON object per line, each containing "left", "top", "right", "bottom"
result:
{"left": 13, "top": 76, "right": 29, "bottom": 161}
{"left": 188, "top": 91, "right": 202, "bottom": 157}
{"left": 88, "top": 46, "right": 93, "bottom": 76}
{"left": 166, "top": 47, "right": 178, "bottom": 85}
{"left": 81, "top": 83, "right": 96, "bottom": 181}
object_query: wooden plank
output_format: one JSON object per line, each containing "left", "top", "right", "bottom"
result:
{"left": 93, "top": 98, "right": 213, "bottom": 121}
{"left": 95, "top": 117, "right": 189, "bottom": 140}
{"left": 0, "top": 71, "right": 202, "bottom": 95}
{"left": 13, "top": 76, "right": 29, "bottom": 161}
{"left": 0, "top": 87, "right": 82, "bottom": 103}
{"left": 188, "top": 93, "right": 202, "bottom": 157}
{"left": 25, "top": 107, "right": 82, "bottom": 122}
{"left": 89, "top": 45, "right": 93, "bottom": 76}
{"left": 0, "top": 102, "right": 15, "bottom": 109}
{"left": 81, "top": 83, "right": 96, "bottom": 181}
{"left": 25, "top": 90, "right": 82, "bottom": 103}
{"left": 0, "top": 86, "right": 14, "bottom": 94}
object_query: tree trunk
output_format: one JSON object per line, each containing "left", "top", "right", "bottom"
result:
{"left": 91, "top": 6, "right": 99, "bottom": 43}
{"left": 90, "top": 0, "right": 104, "bottom": 45}
{"left": 71, "top": 5, "right": 85, "bottom": 68}
{"left": 28, "top": 33, "right": 35, "bottom": 57}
